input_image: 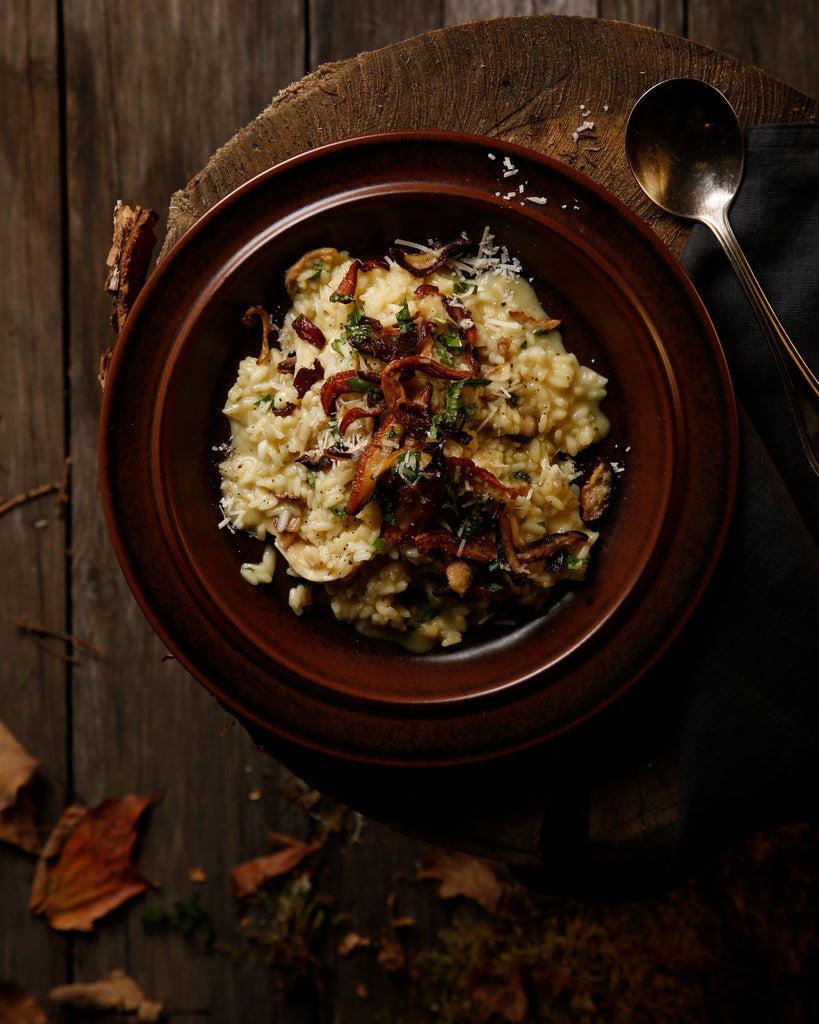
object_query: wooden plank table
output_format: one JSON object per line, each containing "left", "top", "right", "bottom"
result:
{"left": 2, "top": 3, "right": 817, "bottom": 1021}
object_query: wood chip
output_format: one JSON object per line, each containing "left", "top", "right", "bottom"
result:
{"left": 103, "top": 200, "right": 159, "bottom": 376}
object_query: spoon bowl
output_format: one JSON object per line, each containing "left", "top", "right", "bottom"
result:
{"left": 625, "top": 78, "right": 744, "bottom": 220}
{"left": 626, "top": 78, "right": 819, "bottom": 477}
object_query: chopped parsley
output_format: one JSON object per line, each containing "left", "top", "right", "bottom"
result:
{"left": 340, "top": 300, "right": 379, "bottom": 349}
{"left": 453, "top": 281, "right": 478, "bottom": 296}
{"left": 455, "top": 493, "right": 493, "bottom": 540}
{"left": 345, "top": 375, "right": 376, "bottom": 394}
{"left": 373, "top": 490, "right": 396, "bottom": 524}
{"left": 428, "top": 377, "right": 490, "bottom": 440}
{"left": 392, "top": 449, "right": 425, "bottom": 485}
{"left": 307, "top": 261, "right": 325, "bottom": 281}
{"left": 254, "top": 393, "right": 276, "bottom": 409}
{"left": 396, "top": 300, "right": 414, "bottom": 331}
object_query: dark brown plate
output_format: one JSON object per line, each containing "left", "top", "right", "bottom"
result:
{"left": 99, "top": 131, "right": 738, "bottom": 766}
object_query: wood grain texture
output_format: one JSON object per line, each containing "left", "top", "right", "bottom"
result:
{"left": 688, "top": 0, "right": 818, "bottom": 101}
{"left": 0, "top": 0, "right": 70, "bottom": 998}
{"left": 60, "top": 0, "right": 307, "bottom": 1014}
{"left": 161, "top": 15, "right": 818, "bottom": 258}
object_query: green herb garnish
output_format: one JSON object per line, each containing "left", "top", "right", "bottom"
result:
{"left": 345, "top": 375, "right": 376, "bottom": 394}
{"left": 393, "top": 449, "right": 425, "bottom": 485}
{"left": 396, "top": 300, "right": 414, "bottom": 331}
{"left": 453, "top": 281, "right": 478, "bottom": 296}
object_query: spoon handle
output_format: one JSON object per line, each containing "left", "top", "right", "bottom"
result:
{"left": 705, "top": 207, "right": 819, "bottom": 478}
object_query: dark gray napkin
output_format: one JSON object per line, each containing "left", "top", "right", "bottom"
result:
{"left": 671, "top": 124, "right": 819, "bottom": 871}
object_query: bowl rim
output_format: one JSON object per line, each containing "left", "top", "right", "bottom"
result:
{"left": 99, "top": 129, "right": 739, "bottom": 765}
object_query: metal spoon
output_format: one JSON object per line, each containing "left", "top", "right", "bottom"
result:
{"left": 625, "top": 77, "right": 819, "bottom": 477}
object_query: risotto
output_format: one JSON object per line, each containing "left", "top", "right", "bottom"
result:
{"left": 218, "top": 230, "right": 611, "bottom": 650}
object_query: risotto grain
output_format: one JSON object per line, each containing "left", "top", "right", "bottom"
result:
{"left": 218, "top": 231, "right": 610, "bottom": 649}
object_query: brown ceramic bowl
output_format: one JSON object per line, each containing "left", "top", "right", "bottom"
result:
{"left": 99, "top": 131, "right": 738, "bottom": 766}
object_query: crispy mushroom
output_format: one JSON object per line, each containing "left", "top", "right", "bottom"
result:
{"left": 284, "top": 247, "right": 339, "bottom": 297}
{"left": 294, "top": 360, "right": 324, "bottom": 398}
{"left": 388, "top": 236, "right": 472, "bottom": 276}
{"left": 580, "top": 458, "right": 612, "bottom": 522}
{"left": 345, "top": 415, "right": 407, "bottom": 515}
{"left": 381, "top": 355, "right": 473, "bottom": 433}
{"left": 242, "top": 305, "right": 276, "bottom": 365}
{"left": 413, "top": 528, "right": 498, "bottom": 563}
{"left": 329, "top": 260, "right": 361, "bottom": 303}
{"left": 292, "top": 314, "right": 326, "bottom": 349}
{"left": 508, "top": 310, "right": 562, "bottom": 332}
{"left": 320, "top": 370, "right": 382, "bottom": 415}
{"left": 517, "top": 531, "right": 589, "bottom": 564}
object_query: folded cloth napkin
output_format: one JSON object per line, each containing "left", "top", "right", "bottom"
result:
{"left": 671, "top": 124, "right": 819, "bottom": 872}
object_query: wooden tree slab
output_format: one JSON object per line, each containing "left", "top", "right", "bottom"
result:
{"left": 160, "top": 15, "right": 818, "bottom": 261}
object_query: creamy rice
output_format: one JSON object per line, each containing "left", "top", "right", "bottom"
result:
{"left": 218, "top": 232, "right": 610, "bottom": 650}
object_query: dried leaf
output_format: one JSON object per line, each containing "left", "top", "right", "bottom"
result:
{"left": 338, "top": 930, "right": 372, "bottom": 955}
{"left": 0, "top": 721, "right": 41, "bottom": 854}
{"left": 418, "top": 849, "right": 504, "bottom": 914}
{"left": 468, "top": 960, "right": 528, "bottom": 1023}
{"left": 49, "top": 968, "right": 163, "bottom": 1021}
{"left": 377, "top": 932, "right": 406, "bottom": 972}
{"left": 0, "top": 983, "right": 47, "bottom": 1024}
{"left": 230, "top": 835, "right": 323, "bottom": 899}
{"left": 29, "top": 792, "right": 160, "bottom": 931}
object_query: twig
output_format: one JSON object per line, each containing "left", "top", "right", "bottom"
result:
{"left": 12, "top": 616, "right": 103, "bottom": 659}
{"left": 0, "top": 482, "right": 59, "bottom": 518}
{"left": 28, "top": 635, "right": 80, "bottom": 664}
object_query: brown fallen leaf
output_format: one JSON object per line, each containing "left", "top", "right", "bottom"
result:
{"left": 468, "top": 959, "right": 528, "bottom": 1023}
{"left": 338, "top": 930, "right": 372, "bottom": 955}
{"left": 29, "top": 792, "right": 160, "bottom": 931}
{"left": 0, "top": 721, "right": 41, "bottom": 854}
{"left": 418, "top": 849, "right": 504, "bottom": 914}
{"left": 230, "top": 834, "right": 323, "bottom": 899}
{"left": 0, "top": 983, "right": 47, "bottom": 1024}
{"left": 377, "top": 932, "right": 406, "bottom": 972}
{"left": 49, "top": 968, "right": 163, "bottom": 1022}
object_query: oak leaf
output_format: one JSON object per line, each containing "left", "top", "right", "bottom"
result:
{"left": 230, "top": 834, "right": 323, "bottom": 899}
{"left": 49, "top": 968, "right": 163, "bottom": 1022}
{"left": 418, "top": 849, "right": 504, "bottom": 913}
{"left": 29, "top": 792, "right": 159, "bottom": 931}
{"left": 0, "top": 721, "right": 41, "bottom": 854}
